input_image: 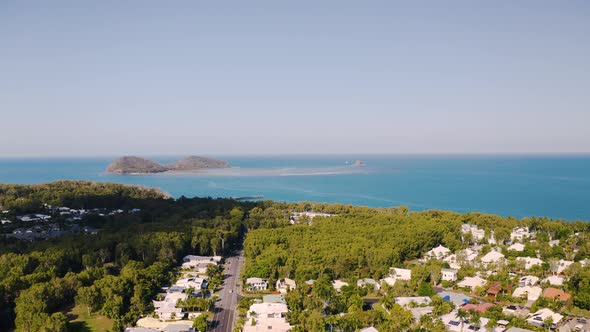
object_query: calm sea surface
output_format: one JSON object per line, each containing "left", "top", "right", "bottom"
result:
{"left": 0, "top": 155, "right": 589, "bottom": 221}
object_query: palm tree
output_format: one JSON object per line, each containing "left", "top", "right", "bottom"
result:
{"left": 456, "top": 309, "right": 469, "bottom": 332}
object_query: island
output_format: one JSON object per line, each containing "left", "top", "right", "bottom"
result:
{"left": 105, "top": 155, "right": 230, "bottom": 174}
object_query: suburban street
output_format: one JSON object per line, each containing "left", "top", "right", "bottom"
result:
{"left": 211, "top": 251, "right": 245, "bottom": 332}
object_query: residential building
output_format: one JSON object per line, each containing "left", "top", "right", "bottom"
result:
{"left": 394, "top": 296, "right": 431, "bottom": 307}
{"left": 461, "top": 302, "right": 494, "bottom": 314}
{"left": 556, "top": 259, "right": 574, "bottom": 274}
{"left": 243, "top": 303, "right": 291, "bottom": 332}
{"left": 512, "top": 286, "right": 543, "bottom": 302}
{"left": 481, "top": 250, "right": 505, "bottom": 267}
{"left": 332, "top": 279, "right": 349, "bottom": 292}
{"left": 381, "top": 268, "right": 411, "bottom": 286}
{"left": 424, "top": 245, "right": 452, "bottom": 261}
{"left": 487, "top": 281, "right": 503, "bottom": 299}
{"left": 542, "top": 275, "right": 565, "bottom": 286}
{"left": 526, "top": 308, "right": 564, "bottom": 328}
{"left": 359, "top": 328, "right": 379, "bottom": 332}
{"left": 461, "top": 224, "right": 486, "bottom": 242}
{"left": 357, "top": 278, "right": 381, "bottom": 291}
{"left": 276, "top": 278, "right": 296, "bottom": 294}
{"left": 511, "top": 227, "right": 532, "bottom": 242}
{"left": 441, "top": 269, "right": 458, "bottom": 282}
{"left": 508, "top": 243, "right": 525, "bottom": 252}
{"left": 543, "top": 287, "right": 572, "bottom": 303}
{"left": 519, "top": 276, "right": 539, "bottom": 287}
{"left": 438, "top": 291, "right": 471, "bottom": 307}
{"left": 246, "top": 277, "right": 269, "bottom": 291}
{"left": 517, "top": 257, "right": 544, "bottom": 270}
{"left": 457, "top": 276, "right": 487, "bottom": 292}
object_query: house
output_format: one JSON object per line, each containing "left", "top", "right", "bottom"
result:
{"left": 517, "top": 257, "right": 544, "bottom": 270}
{"left": 181, "top": 255, "right": 220, "bottom": 269}
{"left": 481, "top": 250, "right": 505, "bottom": 267}
{"left": 360, "top": 328, "right": 379, "bottom": 332}
{"left": 505, "top": 328, "right": 535, "bottom": 332}
{"left": 543, "top": 287, "right": 572, "bottom": 303}
{"left": 391, "top": 268, "right": 412, "bottom": 280}
{"left": 508, "top": 243, "right": 525, "bottom": 252}
{"left": 125, "top": 328, "right": 160, "bottom": 332}
{"left": 243, "top": 304, "right": 292, "bottom": 332}
{"left": 503, "top": 304, "right": 530, "bottom": 318}
{"left": 424, "top": 245, "right": 452, "bottom": 261}
{"left": 381, "top": 268, "right": 411, "bottom": 286}
{"left": 461, "top": 224, "right": 486, "bottom": 242}
{"left": 246, "top": 277, "right": 269, "bottom": 291}
{"left": 175, "top": 277, "right": 207, "bottom": 291}
{"left": 357, "top": 278, "right": 381, "bottom": 291}
{"left": 155, "top": 303, "right": 184, "bottom": 321}
{"left": 486, "top": 281, "right": 503, "bottom": 299}
{"left": 555, "top": 260, "right": 574, "bottom": 274}
{"left": 444, "top": 248, "right": 479, "bottom": 269}
{"left": 441, "top": 269, "right": 458, "bottom": 282}
{"left": 276, "top": 278, "right": 296, "bottom": 294}
{"left": 457, "top": 276, "right": 487, "bottom": 292}
{"left": 409, "top": 307, "right": 433, "bottom": 321}
{"left": 1, "top": 219, "right": 12, "bottom": 225}
{"left": 394, "top": 296, "right": 432, "bottom": 307}
{"left": 548, "top": 240, "right": 560, "bottom": 247}
{"left": 461, "top": 302, "right": 494, "bottom": 313}
{"left": 263, "top": 294, "right": 286, "bottom": 304}
{"left": 290, "top": 211, "right": 334, "bottom": 224}
{"left": 526, "top": 308, "right": 564, "bottom": 328}
{"left": 441, "top": 310, "right": 491, "bottom": 332}
{"left": 519, "top": 276, "right": 539, "bottom": 287}
{"left": 512, "top": 286, "right": 543, "bottom": 302}
{"left": 511, "top": 227, "right": 532, "bottom": 242}
{"left": 332, "top": 280, "right": 349, "bottom": 292}
{"left": 161, "top": 324, "right": 196, "bottom": 332}
{"left": 438, "top": 291, "right": 471, "bottom": 307}
{"left": 542, "top": 275, "right": 565, "bottom": 286}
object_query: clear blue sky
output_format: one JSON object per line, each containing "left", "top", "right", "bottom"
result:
{"left": 1, "top": 1, "right": 589, "bottom": 156}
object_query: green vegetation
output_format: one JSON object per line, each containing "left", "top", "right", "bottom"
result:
{"left": 105, "top": 156, "right": 230, "bottom": 174}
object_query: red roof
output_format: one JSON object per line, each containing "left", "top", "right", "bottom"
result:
{"left": 543, "top": 287, "right": 572, "bottom": 302}
{"left": 461, "top": 302, "right": 494, "bottom": 313}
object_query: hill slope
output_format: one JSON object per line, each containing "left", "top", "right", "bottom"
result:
{"left": 165, "top": 156, "right": 230, "bottom": 170}
{"left": 105, "top": 156, "right": 167, "bottom": 174}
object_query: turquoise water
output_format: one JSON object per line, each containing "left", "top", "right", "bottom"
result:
{"left": 0, "top": 155, "right": 589, "bottom": 221}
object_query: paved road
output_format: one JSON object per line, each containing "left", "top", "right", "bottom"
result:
{"left": 211, "top": 251, "right": 245, "bottom": 332}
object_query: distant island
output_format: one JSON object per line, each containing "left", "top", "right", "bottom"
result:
{"left": 105, "top": 156, "right": 230, "bottom": 174}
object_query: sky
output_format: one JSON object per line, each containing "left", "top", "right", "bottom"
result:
{"left": 1, "top": 1, "right": 589, "bottom": 156}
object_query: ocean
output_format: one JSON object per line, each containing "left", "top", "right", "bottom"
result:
{"left": 0, "top": 155, "right": 589, "bottom": 221}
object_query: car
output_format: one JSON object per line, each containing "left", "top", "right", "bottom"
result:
{"left": 229, "top": 290, "right": 233, "bottom": 293}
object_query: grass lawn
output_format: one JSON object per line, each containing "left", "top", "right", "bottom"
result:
{"left": 66, "top": 304, "right": 114, "bottom": 332}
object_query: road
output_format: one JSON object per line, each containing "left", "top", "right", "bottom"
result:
{"left": 211, "top": 251, "right": 244, "bottom": 332}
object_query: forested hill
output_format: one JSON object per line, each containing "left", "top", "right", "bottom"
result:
{"left": 0, "top": 181, "right": 167, "bottom": 213}
{"left": 105, "top": 155, "right": 230, "bottom": 174}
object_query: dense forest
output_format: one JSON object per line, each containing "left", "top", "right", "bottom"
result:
{"left": 0, "top": 181, "right": 266, "bottom": 331}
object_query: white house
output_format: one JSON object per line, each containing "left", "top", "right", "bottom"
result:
{"left": 394, "top": 296, "right": 432, "bottom": 307}
{"left": 155, "top": 303, "right": 184, "bottom": 321}
{"left": 481, "top": 251, "right": 505, "bottom": 267}
{"left": 517, "top": 257, "right": 544, "bottom": 270}
{"left": 1, "top": 219, "right": 12, "bottom": 225}
{"left": 519, "top": 276, "right": 539, "bottom": 287}
{"left": 357, "top": 278, "right": 381, "bottom": 291}
{"left": 548, "top": 240, "right": 560, "bottom": 247}
{"left": 276, "top": 278, "right": 296, "bottom": 294}
{"left": 511, "top": 227, "right": 532, "bottom": 242}
{"left": 382, "top": 268, "right": 411, "bottom": 286}
{"left": 441, "top": 269, "right": 458, "bottom": 282}
{"left": 181, "top": 255, "right": 220, "bottom": 269}
{"left": 555, "top": 259, "right": 573, "bottom": 274}
{"left": 461, "top": 224, "right": 486, "bottom": 242}
{"left": 542, "top": 275, "right": 564, "bottom": 286}
{"left": 244, "top": 303, "right": 291, "bottom": 332}
{"left": 508, "top": 243, "right": 525, "bottom": 252}
{"left": 359, "top": 328, "right": 379, "bottom": 332}
{"left": 424, "top": 245, "right": 452, "bottom": 261}
{"left": 526, "top": 308, "right": 563, "bottom": 328}
{"left": 246, "top": 277, "right": 269, "bottom": 291}
{"left": 512, "top": 286, "right": 542, "bottom": 302}
{"left": 332, "top": 279, "right": 349, "bottom": 292}
{"left": 457, "top": 276, "right": 487, "bottom": 292}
